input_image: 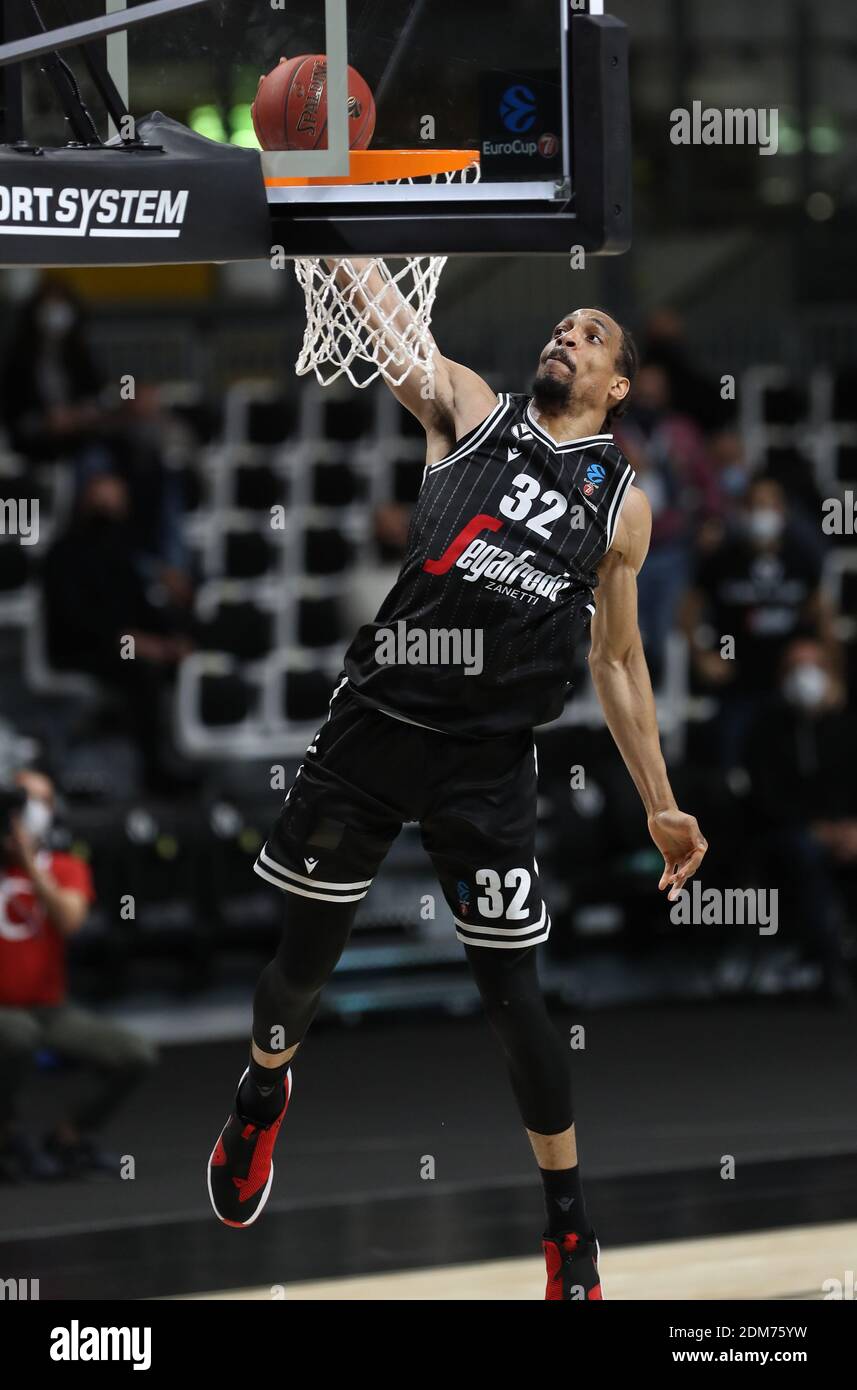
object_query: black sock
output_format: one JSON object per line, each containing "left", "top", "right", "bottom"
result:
{"left": 237, "top": 1055, "right": 290, "bottom": 1126}
{"left": 540, "top": 1165, "right": 592, "bottom": 1239}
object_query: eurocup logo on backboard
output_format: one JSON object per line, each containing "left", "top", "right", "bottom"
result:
{"left": 480, "top": 72, "right": 562, "bottom": 177}
{"left": 500, "top": 85, "right": 537, "bottom": 133}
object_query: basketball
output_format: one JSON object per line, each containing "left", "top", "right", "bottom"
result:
{"left": 251, "top": 55, "right": 376, "bottom": 152}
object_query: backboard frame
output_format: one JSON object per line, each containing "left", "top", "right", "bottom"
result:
{"left": 264, "top": 9, "right": 631, "bottom": 257}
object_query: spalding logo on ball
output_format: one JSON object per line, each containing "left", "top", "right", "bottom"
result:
{"left": 252, "top": 55, "right": 376, "bottom": 151}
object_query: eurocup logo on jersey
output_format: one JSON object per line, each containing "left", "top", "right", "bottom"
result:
{"left": 582, "top": 462, "right": 606, "bottom": 498}
{"left": 423, "top": 514, "right": 572, "bottom": 605}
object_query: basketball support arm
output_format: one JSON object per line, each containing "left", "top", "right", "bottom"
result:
{"left": 0, "top": 0, "right": 212, "bottom": 150}
{"left": 0, "top": 0, "right": 211, "bottom": 68}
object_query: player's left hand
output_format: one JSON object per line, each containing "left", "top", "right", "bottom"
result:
{"left": 648, "top": 809, "right": 708, "bottom": 902}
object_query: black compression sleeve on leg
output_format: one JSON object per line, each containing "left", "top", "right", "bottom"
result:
{"left": 251, "top": 897, "right": 356, "bottom": 1057}
{"left": 464, "top": 942, "right": 574, "bottom": 1135}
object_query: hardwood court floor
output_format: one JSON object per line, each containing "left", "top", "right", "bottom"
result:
{"left": 180, "top": 1221, "right": 856, "bottom": 1300}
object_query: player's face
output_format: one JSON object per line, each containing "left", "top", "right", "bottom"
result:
{"left": 536, "top": 309, "right": 624, "bottom": 413}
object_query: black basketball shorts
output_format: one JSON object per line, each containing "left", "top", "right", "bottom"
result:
{"left": 253, "top": 680, "right": 551, "bottom": 950}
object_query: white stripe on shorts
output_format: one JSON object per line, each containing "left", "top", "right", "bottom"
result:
{"left": 454, "top": 901, "right": 551, "bottom": 949}
{"left": 253, "top": 845, "right": 372, "bottom": 902}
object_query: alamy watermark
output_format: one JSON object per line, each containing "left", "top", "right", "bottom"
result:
{"left": 1, "top": 1276, "right": 39, "bottom": 1299}
{"left": 375, "top": 621, "right": 483, "bottom": 675}
{"left": 670, "top": 882, "right": 778, "bottom": 935}
{"left": 0, "top": 498, "right": 39, "bottom": 546}
{"left": 822, "top": 491, "right": 857, "bottom": 535}
{"left": 670, "top": 103, "right": 779, "bottom": 156}
{"left": 50, "top": 1321, "right": 151, "bottom": 1370}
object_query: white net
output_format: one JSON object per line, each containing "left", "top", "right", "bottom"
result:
{"left": 294, "top": 254, "right": 447, "bottom": 390}
{"left": 293, "top": 161, "right": 480, "bottom": 389}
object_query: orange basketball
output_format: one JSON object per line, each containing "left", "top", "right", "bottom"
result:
{"left": 251, "top": 55, "right": 376, "bottom": 152}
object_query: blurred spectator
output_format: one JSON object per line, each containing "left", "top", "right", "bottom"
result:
{"left": 681, "top": 477, "right": 836, "bottom": 769}
{"left": 1, "top": 279, "right": 105, "bottom": 465}
{"left": 345, "top": 502, "right": 412, "bottom": 629}
{"left": 112, "top": 382, "right": 193, "bottom": 597}
{"left": 745, "top": 640, "right": 857, "bottom": 1002}
{"left": 707, "top": 428, "right": 752, "bottom": 506}
{"left": 755, "top": 444, "right": 827, "bottom": 561}
{"left": 1, "top": 277, "right": 192, "bottom": 594}
{"left": 616, "top": 363, "right": 722, "bottom": 683}
{"left": 707, "top": 430, "right": 826, "bottom": 561}
{"left": 42, "top": 474, "right": 196, "bottom": 793}
{"left": 0, "top": 770, "right": 158, "bottom": 1180}
{"left": 642, "top": 307, "right": 734, "bottom": 431}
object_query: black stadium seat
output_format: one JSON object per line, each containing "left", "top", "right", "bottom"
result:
{"left": 296, "top": 595, "right": 345, "bottom": 648}
{"left": 311, "top": 460, "right": 365, "bottom": 506}
{"left": 234, "top": 461, "right": 284, "bottom": 511}
{"left": 0, "top": 540, "right": 30, "bottom": 592}
{"left": 834, "top": 443, "right": 857, "bottom": 483}
{"left": 282, "top": 669, "right": 333, "bottom": 722}
{"left": 392, "top": 457, "right": 424, "bottom": 503}
{"left": 199, "top": 671, "right": 258, "bottom": 726}
{"left": 304, "top": 526, "right": 353, "bottom": 575}
{"left": 223, "top": 529, "right": 276, "bottom": 580}
{"left": 200, "top": 601, "right": 274, "bottom": 661}
{"left": 841, "top": 571, "right": 857, "bottom": 617}
{"left": 760, "top": 382, "right": 809, "bottom": 425}
{"left": 245, "top": 395, "right": 298, "bottom": 445}
{"left": 171, "top": 398, "right": 221, "bottom": 445}
{"left": 322, "top": 395, "right": 374, "bottom": 442}
{"left": 831, "top": 370, "right": 857, "bottom": 425}
{"left": 175, "top": 460, "right": 207, "bottom": 513}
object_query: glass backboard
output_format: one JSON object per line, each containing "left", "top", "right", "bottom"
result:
{"left": 107, "top": 0, "right": 629, "bottom": 254}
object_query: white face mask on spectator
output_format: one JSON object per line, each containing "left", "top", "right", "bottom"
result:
{"left": 783, "top": 664, "right": 828, "bottom": 712}
{"left": 22, "top": 797, "right": 53, "bottom": 842}
{"left": 746, "top": 507, "right": 784, "bottom": 544}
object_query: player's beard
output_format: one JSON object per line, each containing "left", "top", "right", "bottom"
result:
{"left": 531, "top": 369, "right": 574, "bottom": 412}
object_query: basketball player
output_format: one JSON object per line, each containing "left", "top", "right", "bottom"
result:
{"left": 208, "top": 266, "right": 708, "bottom": 1300}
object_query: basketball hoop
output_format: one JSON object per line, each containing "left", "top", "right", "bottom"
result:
{"left": 291, "top": 152, "right": 480, "bottom": 389}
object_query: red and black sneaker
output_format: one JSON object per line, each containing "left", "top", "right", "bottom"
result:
{"left": 206, "top": 1067, "right": 292, "bottom": 1228}
{"left": 543, "top": 1230, "right": 604, "bottom": 1300}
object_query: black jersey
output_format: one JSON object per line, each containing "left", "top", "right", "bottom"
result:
{"left": 344, "top": 392, "right": 635, "bottom": 736}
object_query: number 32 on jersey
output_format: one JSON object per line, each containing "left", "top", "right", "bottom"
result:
{"left": 475, "top": 867, "right": 532, "bottom": 919}
{"left": 499, "top": 473, "right": 578, "bottom": 539}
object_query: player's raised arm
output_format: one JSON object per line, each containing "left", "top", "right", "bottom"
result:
{"left": 589, "top": 485, "right": 708, "bottom": 900}
{"left": 325, "top": 257, "right": 497, "bottom": 447}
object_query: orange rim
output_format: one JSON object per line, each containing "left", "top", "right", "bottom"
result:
{"left": 263, "top": 148, "right": 480, "bottom": 187}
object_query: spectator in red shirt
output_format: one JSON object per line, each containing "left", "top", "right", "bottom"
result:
{"left": 0, "top": 770, "right": 157, "bottom": 1181}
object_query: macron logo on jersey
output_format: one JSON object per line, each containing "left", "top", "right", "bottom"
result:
{"left": 507, "top": 424, "right": 533, "bottom": 463}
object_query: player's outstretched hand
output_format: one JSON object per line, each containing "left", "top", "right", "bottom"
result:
{"left": 648, "top": 809, "right": 708, "bottom": 902}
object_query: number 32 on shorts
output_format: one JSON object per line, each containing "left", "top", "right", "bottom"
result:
{"left": 475, "top": 867, "right": 532, "bottom": 919}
